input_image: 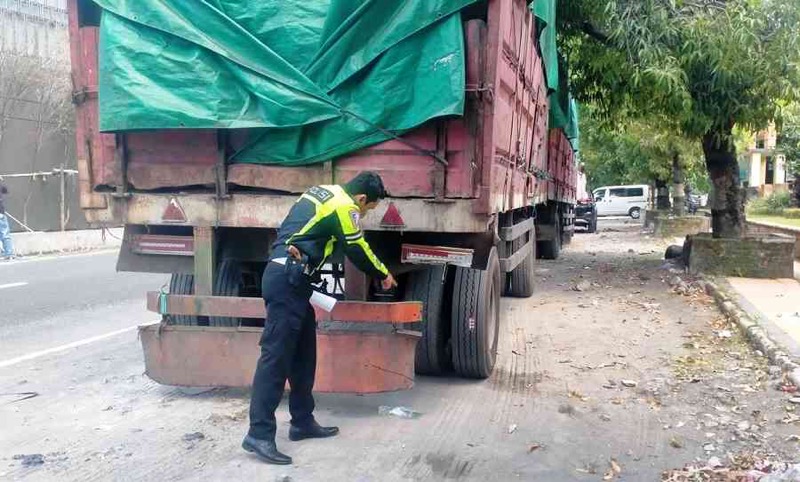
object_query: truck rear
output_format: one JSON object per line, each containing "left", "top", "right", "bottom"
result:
{"left": 68, "top": 0, "right": 577, "bottom": 392}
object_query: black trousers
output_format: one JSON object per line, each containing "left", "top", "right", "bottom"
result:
{"left": 248, "top": 262, "right": 317, "bottom": 440}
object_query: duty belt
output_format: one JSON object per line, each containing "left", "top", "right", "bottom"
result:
{"left": 271, "top": 257, "right": 312, "bottom": 276}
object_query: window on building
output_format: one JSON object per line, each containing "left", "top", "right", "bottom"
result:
{"left": 756, "top": 138, "right": 766, "bottom": 149}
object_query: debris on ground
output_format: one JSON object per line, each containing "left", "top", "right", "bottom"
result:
{"left": 558, "top": 403, "right": 576, "bottom": 416}
{"left": 568, "top": 389, "right": 589, "bottom": 401}
{"left": 12, "top": 454, "right": 45, "bottom": 467}
{"left": 602, "top": 458, "right": 622, "bottom": 480}
{"left": 663, "top": 454, "right": 800, "bottom": 481}
{"left": 182, "top": 432, "right": 205, "bottom": 442}
{"left": 573, "top": 280, "right": 591, "bottom": 292}
{"left": 378, "top": 406, "right": 421, "bottom": 419}
{"left": 528, "top": 443, "right": 543, "bottom": 453}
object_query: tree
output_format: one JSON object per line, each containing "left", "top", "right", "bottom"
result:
{"left": 776, "top": 103, "right": 800, "bottom": 206}
{"left": 560, "top": 0, "right": 800, "bottom": 237}
{"left": 580, "top": 107, "right": 704, "bottom": 212}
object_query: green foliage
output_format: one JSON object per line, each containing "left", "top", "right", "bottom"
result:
{"left": 562, "top": 0, "right": 800, "bottom": 235}
{"left": 747, "top": 191, "right": 792, "bottom": 215}
{"left": 560, "top": 0, "right": 800, "bottom": 139}
{"left": 784, "top": 208, "right": 800, "bottom": 219}
{"left": 580, "top": 106, "right": 706, "bottom": 191}
{"left": 776, "top": 103, "right": 800, "bottom": 179}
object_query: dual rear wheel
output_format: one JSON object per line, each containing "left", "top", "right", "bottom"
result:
{"left": 406, "top": 231, "right": 536, "bottom": 379}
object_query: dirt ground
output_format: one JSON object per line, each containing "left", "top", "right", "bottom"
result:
{"left": 2, "top": 218, "right": 799, "bottom": 481}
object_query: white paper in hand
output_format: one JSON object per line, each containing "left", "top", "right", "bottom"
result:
{"left": 310, "top": 291, "right": 337, "bottom": 313}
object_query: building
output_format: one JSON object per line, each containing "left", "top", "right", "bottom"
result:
{"left": 739, "top": 124, "right": 790, "bottom": 197}
{"left": 0, "top": 0, "right": 68, "bottom": 59}
{"left": 0, "top": 0, "right": 87, "bottom": 233}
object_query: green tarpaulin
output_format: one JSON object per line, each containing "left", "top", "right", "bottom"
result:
{"left": 94, "top": 0, "right": 477, "bottom": 165}
{"left": 531, "top": 0, "right": 558, "bottom": 92}
{"left": 530, "top": 0, "right": 578, "bottom": 154}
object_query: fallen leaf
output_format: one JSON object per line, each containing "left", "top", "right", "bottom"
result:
{"left": 528, "top": 444, "right": 542, "bottom": 453}
{"left": 568, "top": 390, "right": 589, "bottom": 402}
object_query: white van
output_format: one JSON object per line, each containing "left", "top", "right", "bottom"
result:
{"left": 593, "top": 185, "right": 649, "bottom": 219}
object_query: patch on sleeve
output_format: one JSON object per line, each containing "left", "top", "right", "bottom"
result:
{"left": 349, "top": 209, "right": 361, "bottom": 228}
{"left": 306, "top": 186, "right": 334, "bottom": 203}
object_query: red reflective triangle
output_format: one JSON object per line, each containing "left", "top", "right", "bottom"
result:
{"left": 380, "top": 202, "right": 405, "bottom": 228}
{"left": 162, "top": 197, "right": 188, "bottom": 223}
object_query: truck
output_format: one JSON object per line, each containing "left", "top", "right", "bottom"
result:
{"left": 67, "top": 0, "right": 577, "bottom": 393}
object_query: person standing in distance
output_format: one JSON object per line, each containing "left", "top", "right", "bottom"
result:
{"left": 243, "top": 171, "right": 397, "bottom": 465}
{"left": 0, "top": 179, "right": 16, "bottom": 260}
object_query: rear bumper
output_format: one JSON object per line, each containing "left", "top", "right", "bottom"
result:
{"left": 574, "top": 205, "right": 596, "bottom": 224}
{"left": 139, "top": 324, "right": 420, "bottom": 393}
{"left": 142, "top": 293, "right": 423, "bottom": 393}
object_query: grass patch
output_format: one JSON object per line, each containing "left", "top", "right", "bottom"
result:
{"left": 748, "top": 214, "right": 800, "bottom": 229}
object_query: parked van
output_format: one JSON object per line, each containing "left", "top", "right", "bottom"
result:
{"left": 593, "top": 185, "right": 649, "bottom": 219}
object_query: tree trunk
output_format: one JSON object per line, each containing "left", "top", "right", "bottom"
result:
{"left": 655, "top": 178, "right": 670, "bottom": 210}
{"left": 672, "top": 152, "right": 686, "bottom": 216}
{"left": 702, "top": 128, "right": 744, "bottom": 238}
{"left": 793, "top": 177, "right": 800, "bottom": 208}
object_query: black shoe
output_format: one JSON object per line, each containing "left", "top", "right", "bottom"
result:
{"left": 242, "top": 435, "right": 292, "bottom": 465}
{"left": 289, "top": 421, "right": 340, "bottom": 441}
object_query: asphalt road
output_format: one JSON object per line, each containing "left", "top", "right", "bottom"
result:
{"left": 0, "top": 251, "right": 167, "bottom": 363}
{"left": 1, "top": 221, "right": 797, "bottom": 481}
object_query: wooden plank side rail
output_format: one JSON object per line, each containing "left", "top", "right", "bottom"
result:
{"left": 146, "top": 292, "right": 422, "bottom": 323}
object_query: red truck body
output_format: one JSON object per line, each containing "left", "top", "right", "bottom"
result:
{"left": 68, "top": 0, "right": 576, "bottom": 391}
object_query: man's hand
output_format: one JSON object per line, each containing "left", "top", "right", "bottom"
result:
{"left": 381, "top": 272, "right": 398, "bottom": 291}
{"left": 287, "top": 245, "right": 302, "bottom": 260}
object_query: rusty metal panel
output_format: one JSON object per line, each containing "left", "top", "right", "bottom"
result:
{"left": 115, "top": 194, "right": 486, "bottom": 233}
{"left": 477, "top": 0, "right": 547, "bottom": 214}
{"left": 146, "top": 292, "right": 423, "bottom": 324}
{"left": 192, "top": 228, "right": 215, "bottom": 296}
{"left": 68, "top": 7, "right": 119, "bottom": 190}
{"left": 334, "top": 127, "right": 440, "bottom": 198}
{"left": 227, "top": 164, "right": 332, "bottom": 193}
{"left": 126, "top": 131, "right": 218, "bottom": 190}
{"left": 138, "top": 324, "right": 420, "bottom": 393}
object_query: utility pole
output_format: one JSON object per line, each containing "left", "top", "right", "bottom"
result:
{"left": 59, "top": 163, "right": 66, "bottom": 231}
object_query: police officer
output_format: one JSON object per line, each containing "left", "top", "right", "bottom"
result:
{"left": 243, "top": 171, "right": 396, "bottom": 465}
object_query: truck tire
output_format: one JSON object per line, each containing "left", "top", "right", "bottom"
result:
{"left": 451, "top": 247, "right": 501, "bottom": 379}
{"left": 404, "top": 266, "right": 448, "bottom": 375}
{"left": 209, "top": 259, "right": 244, "bottom": 327}
{"left": 167, "top": 273, "right": 199, "bottom": 326}
{"left": 506, "top": 229, "right": 536, "bottom": 298}
{"left": 538, "top": 215, "right": 561, "bottom": 260}
{"left": 629, "top": 207, "right": 641, "bottom": 219}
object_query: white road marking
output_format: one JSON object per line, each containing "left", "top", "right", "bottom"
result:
{"left": 0, "top": 282, "right": 28, "bottom": 290}
{"left": 0, "top": 248, "right": 118, "bottom": 267}
{"left": 0, "top": 321, "right": 160, "bottom": 369}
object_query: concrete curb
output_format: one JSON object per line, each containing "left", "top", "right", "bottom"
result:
{"left": 10, "top": 227, "right": 123, "bottom": 257}
{"left": 702, "top": 277, "right": 800, "bottom": 388}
